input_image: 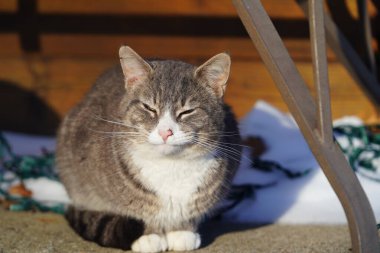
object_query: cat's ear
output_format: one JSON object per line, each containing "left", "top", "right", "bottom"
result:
{"left": 194, "top": 53, "right": 231, "bottom": 98}
{"left": 119, "top": 46, "right": 153, "bottom": 89}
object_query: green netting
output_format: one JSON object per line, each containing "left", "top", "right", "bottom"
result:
{"left": 0, "top": 132, "right": 64, "bottom": 214}
{"left": 0, "top": 127, "right": 379, "bottom": 229}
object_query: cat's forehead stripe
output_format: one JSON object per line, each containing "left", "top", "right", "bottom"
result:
{"left": 157, "top": 110, "right": 178, "bottom": 131}
{"left": 180, "top": 96, "right": 187, "bottom": 108}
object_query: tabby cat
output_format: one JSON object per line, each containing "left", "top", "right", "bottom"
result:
{"left": 56, "top": 46, "right": 241, "bottom": 252}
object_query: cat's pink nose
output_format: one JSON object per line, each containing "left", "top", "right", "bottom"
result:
{"left": 159, "top": 129, "right": 173, "bottom": 142}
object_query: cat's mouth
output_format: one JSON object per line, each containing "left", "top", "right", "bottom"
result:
{"left": 154, "top": 143, "right": 185, "bottom": 156}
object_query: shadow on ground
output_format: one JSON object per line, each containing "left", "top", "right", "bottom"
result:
{"left": 199, "top": 219, "right": 263, "bottom": 247}
{"left": 0, "top": 80, "right": 60, "bottom": 135}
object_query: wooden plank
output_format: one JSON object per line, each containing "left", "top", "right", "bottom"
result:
{"left": 335, "top": 0, "right": 377, "bottom": 19}
{"left": 42, "top": 60, "right": 380, "bottom": 121}
{"left": 41, "top": 35, "right": 257, "bottom": 59}
{"left": 0, "top": 0, "right": 17, "bottom": 12}
{"left": 38, "top": 58, "right": 114, "bottom": 118}
{"left": 227, "top": 61, "right": 377, "bottom": 120}
{"left": 0, "top": 34, "right": 22, "bottom": 56}
{"left": 38, "top": 0, "right": 237, "bottom": 17}
{"left": 36, "top": 0, "right": 376, "bottom": 18}
{"left": 0, "top": 0, "right": 375, "bottom": 21}
{"left": 37, "top": 0, "right": 297, "bottom": 18}
{"left": 40, "top": 35, "right": 338, "bottom": 61}
{"left": 0, "top": 57, "right": 376, "bottom": 121}
{"left": 0, "top": 58, "right": 34, "bottom": 90}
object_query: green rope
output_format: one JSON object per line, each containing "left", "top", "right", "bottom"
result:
{"left": 334, "top": 125, "right": 380, "bottom": 230}
{"left": 1, "top": 126, "right": 379, "bottom": 229}
{"left": 223, "top": 124, "right": 380, "bottom": 229}
{"left": 333, "top": 125, "right": 380, "bottom": 182}
{"left": 0, "top": 134, "right": 57, "bottom": 180}
{"left": 0, "top": 132, "right": 65, "bottom": 214}
{"left": 250, "top": 157, "right": 311, "bottom": 178}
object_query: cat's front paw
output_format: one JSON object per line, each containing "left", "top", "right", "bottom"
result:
{"left": 131, "top": 234, "right": 168, "bottom": 253}
{"left": 166, "top": 231, "right": 201, "bottom": 251}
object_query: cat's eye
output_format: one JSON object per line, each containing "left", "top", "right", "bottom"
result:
{"left": 177, "top": 109, "right": 195, "bottom": 120}
{"left": 142, "top": 103, "right": 157, "bottom": 114}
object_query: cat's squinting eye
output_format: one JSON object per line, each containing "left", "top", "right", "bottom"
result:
{"left": 177, "top": 109, "right": 195, "bottom": 120}
{"left": 142, "top": 103, "right": 157, "bottom": 114}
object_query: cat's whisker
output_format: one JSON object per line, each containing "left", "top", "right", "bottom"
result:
{"left": 192, "top": 137, "right": 251, "bottom": 164}
{"left": 198, "top": 143, "right": 242, "bottom": 164}
{"left": 196, "top": 136, "right": 251, "bottom": 149}
{"left": 198, "top": 131, "right": 240, "bottom": 135}
{"left": 86, "top": 125, "right": 148, "bottom": 136}
{"left": 91, "top": 114, "right": 128, "bottom": 127}
{"left": 192, "top": 136, "right": 251, "bottom": 161}
{"left": 89, "top": 134, "right": 146, "bottom": 141}
{"left": 182, "top": 133, "right": 242, "bottom": 155}
{"left": 171, "top": 135, "right": 195, "bottom": 144}
{"left": 91, "top": 114, "right": 150, "bottom": 134}
{"left": 197, "top": 130, "right": 239, "bottom": 134}
{"left": 207, "top": 143, "right": 248, "bottom": 162}
{"left": 87, "top": 129, "right": 148, "bottom": 143}
{"left": 190, "top": 139, "right": 243, "bottom": 164}
{"left": 192, "top": 132, "right": 241, "bottom": 137}
{"left": 201, "top": 142, "right": 242, "bottom": 160}
{"left": 91, "top": 135, "right": 142, "bottom": 143}
{"left": 115, "top": 138, "right": 147, "bottom": 148}
{"left": 88, "top": 129, "right": 144, "bottom": 135}
{"left": 190, "top": 135, "right": 242, "bottom": 150}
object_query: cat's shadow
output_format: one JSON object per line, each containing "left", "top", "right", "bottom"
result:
{"left": 0, "top": 80, "right": 60, "bottom": 135}
{"left": 199, "top": 219, "right": 264, "bottom": 247}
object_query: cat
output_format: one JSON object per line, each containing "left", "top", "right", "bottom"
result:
{"left": 56, "top": 46, "right": 242, "bottom": 252}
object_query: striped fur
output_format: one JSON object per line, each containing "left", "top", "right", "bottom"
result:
{"left": 56, "top": 46, "right": 241, "bottom": 251}
{"left": 66, "top": 206, "right": 144, "bottom": 250}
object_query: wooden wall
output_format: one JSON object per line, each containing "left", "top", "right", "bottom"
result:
{"left": 0, "top": 0, "right": 378, "bottom": 134}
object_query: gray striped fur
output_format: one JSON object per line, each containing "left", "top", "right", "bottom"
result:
{"left": 56, "top": 46, "right": 241, "bottom": 250}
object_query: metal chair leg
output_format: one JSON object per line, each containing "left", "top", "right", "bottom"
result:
{"left": 232, "top": 0, "right": 380, "bottom": 252}
{"left": 357, "top": 0, "right": 377, "bottom": 77}
{"left": 297, "top": 0, "right": 380, "bottom": 110}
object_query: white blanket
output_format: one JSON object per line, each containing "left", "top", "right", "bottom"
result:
{"left": 2, "top": 100, "right": 380, "bottom": 224}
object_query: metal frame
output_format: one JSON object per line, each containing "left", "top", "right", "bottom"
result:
{"left": 357, "top": 0, "right": 377, "bottom": 77}
{"left": 232, "top": 0, "right": 380, "bottom": 252}
{"left": 297, "top": 0, "right": 380, "bottom": 111}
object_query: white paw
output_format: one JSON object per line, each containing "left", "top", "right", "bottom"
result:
{"left": 131, "top": 234, "right": 168, "bottom": 253}
{"left": 166, "top": 231, "right": 201, "bottom": 251}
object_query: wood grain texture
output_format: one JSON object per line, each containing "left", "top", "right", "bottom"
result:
{"left": 1, "top": 34, "right": 339, "bottom": 60}
{"left": 0, "top": 0, "right": 378, "bottom": 130}
{"left": 226, "top": 61, "right": 377, "bottom": 120}
{"left": 0, "top": 0, "right": 375, "bottom": 18}
{"left": 37, "top": 0, "right": 303, "bottom": 18}
{"left": 0, "top": 0, "right": 17, "bottom": 12}
{"left": 0, "top": 57, "right": 376, "bottom": 121}
{"left": 41, "top": 35, "right": 338, "bottom": 61}
{"left": 0, "top": 34, "right": 22, "bottom": 56}
{"left": 38, "top": 0, "right": 238, "bottom": 16}
{"left": 36, "top": 0, "right": 376, "bottom": 18}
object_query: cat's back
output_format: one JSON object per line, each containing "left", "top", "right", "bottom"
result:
{"left": 56, "top": 65, "right": 124, "bottom": 173}
{"left": 74, "top": 65, "right": 124, "bottom": 113}
{"left": 59, "top": 65, "right": 124, "bottom": 131}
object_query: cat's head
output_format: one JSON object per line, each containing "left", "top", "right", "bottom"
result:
{"left": 118, "top": 46, "right": 231, "bottom": 157}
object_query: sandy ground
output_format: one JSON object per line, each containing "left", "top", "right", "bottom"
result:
{"left": 0, "top": 209, "right": 362, "bottom": 253}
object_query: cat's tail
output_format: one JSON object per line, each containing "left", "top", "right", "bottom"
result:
{"left": 65, "top": 205, "right": 145, "bottom": 250}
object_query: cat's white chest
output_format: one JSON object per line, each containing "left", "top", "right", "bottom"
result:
{"left": 131, "top": 149, "right": 217, "bottom": 223}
